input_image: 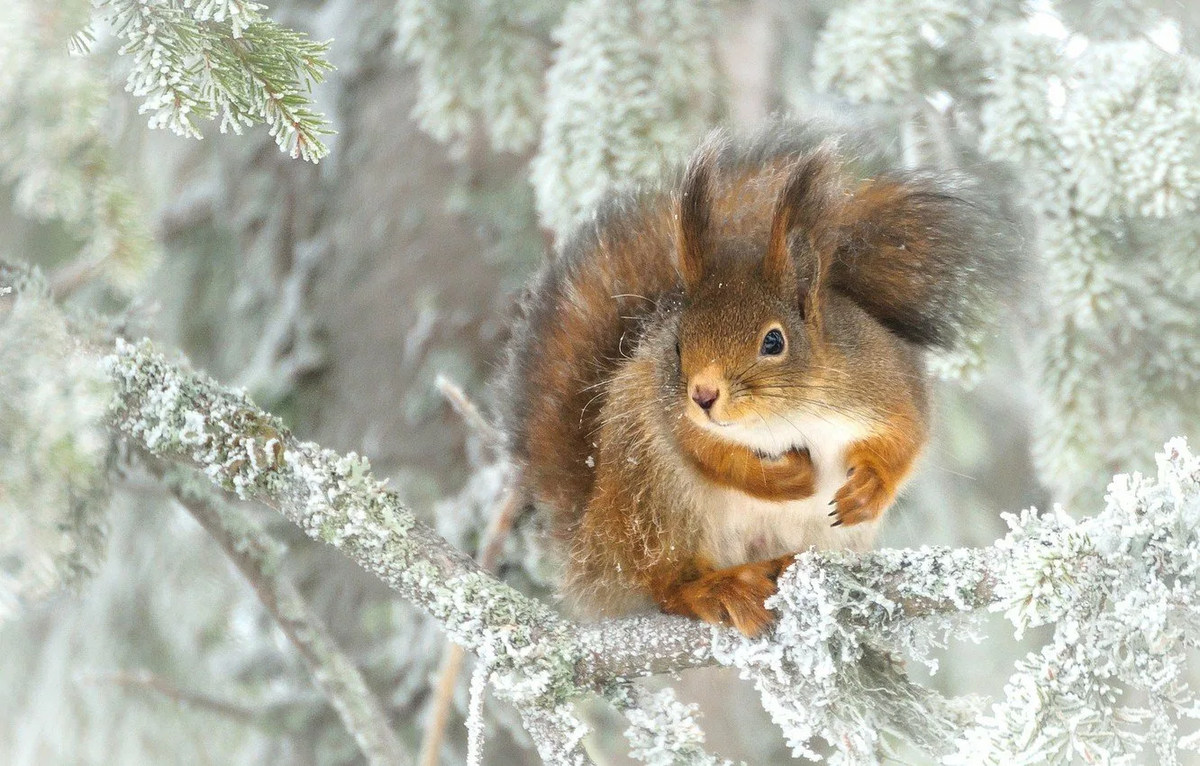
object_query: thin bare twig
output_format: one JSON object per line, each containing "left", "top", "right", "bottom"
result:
{"left": 435, "top": 374, "right": 505, "bottom": 450}
{"left": 162, "top": 470, "right": 411, "bottom": 766}
{"left": 78, "top": 669, "right": 259, "bottom": 721}
{"left": 419, "top": 475, "right": 524, "bottom": 765}
{"left": 49, "top": 255, "right": 107, "bottom": 300}
{"left": 419, "top": 644, "right": 469, "bottom": 766}
{"left": 477, "top": 481, "right": 524, "bottom": 571}
{"left": 77, "top": 669, "right": 323, "bottom": 735}
{"left": 420, "top": 377, "right": 521, "bottom": 764}
{"left": 235, "top": 236, "right": 328, "bottom": 403}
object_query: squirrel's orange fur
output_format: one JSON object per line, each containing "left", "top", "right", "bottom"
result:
{"left": 498, "top": 123, "right": 1017, "bottom": 636}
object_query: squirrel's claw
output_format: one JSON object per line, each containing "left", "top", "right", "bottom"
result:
{"left": 830, "top": 464, "right": 894, "bottom": 527}
{"left": 668, "top": 556, "right": 793, "bottom": 637}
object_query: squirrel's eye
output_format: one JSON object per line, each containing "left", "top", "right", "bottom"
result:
{"left": 760, "top": 328, "right": 785, "bottom": 356}
{"left": 675, "top": 340, "right": 681, "bottom": 358}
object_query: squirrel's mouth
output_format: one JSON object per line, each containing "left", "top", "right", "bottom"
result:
{"left": 687, "top": 405, "right": 738, "bottom": 430}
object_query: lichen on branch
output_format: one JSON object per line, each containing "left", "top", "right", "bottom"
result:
{"left": 74, "top": 322, "right": 1200, "bottom": 764}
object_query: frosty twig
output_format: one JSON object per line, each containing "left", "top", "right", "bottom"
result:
{"left": 163, "top": 471, "right": 411, "bottom": 766}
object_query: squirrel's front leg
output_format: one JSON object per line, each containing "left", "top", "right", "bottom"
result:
{"left": 650, "top": 554, "right": 795, "bottom": 637}
{"left": 831, "top": 429, "right": 921, "bottom": 527}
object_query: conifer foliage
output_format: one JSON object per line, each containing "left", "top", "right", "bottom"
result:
{"left": 97, "top": 0, "right": 335, "bottom": 162}
{"left": 3, "top": 1, "right": 1200, "bottom": 764}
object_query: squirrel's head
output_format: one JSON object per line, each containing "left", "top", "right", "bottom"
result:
{"left": 671, "top": 137, "right": 843, "bottom": 438}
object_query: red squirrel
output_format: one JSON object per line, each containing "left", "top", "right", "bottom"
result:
{"left": 499, "top": 123, "right": 1016, "bottom": 636}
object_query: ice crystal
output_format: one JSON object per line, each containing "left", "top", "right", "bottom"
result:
{"left": 619, "top": 686, "right": 731, "bottom": 766}
{"left": 951, "top": 438, "right": 1200, "bottom": 763}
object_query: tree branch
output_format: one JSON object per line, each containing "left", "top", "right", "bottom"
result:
{"left": 161, "top": 469, "right": 411, "bottom": 766}
{"left": 419, "top": 643, "right": 468, "bottom": 766}
{"left": 419, "top": 482, "right": 523, "bottom": 766}
{"left": 77, "top": 669, "right": 260, "bottom": 722}
{"left": 98, "top": 336, "right": 1002, "bottom": 695}
{"left": 435, "top": 374, "right": 505, "bottom": 452}
{"left": 77, "top": 669, "right": 324, "bottom": 735}
{"left": 517, "top": 704, "right": 591, "bottom": 766}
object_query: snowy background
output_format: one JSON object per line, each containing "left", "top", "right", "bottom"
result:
{"left": 2, "top": 0, "right": 1199, "bottom": 763}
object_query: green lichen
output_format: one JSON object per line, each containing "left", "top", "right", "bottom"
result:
{"left": 99, "top": 337, "right": 622, "bottom": 727}
{"left": 103, "top": 338, "right": 292, "bottom": 500}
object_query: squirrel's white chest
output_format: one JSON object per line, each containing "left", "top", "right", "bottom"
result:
{"left": 691, "top": 413, "right": 879, "bottom": 568}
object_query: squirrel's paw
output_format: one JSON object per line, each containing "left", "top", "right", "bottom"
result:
{"left": 674, "top": 556, "right": 792, "bottom": 637}
{"left": 765, "top": 448, "right": 818, "bottom": 499}
{"left": 830, "top": 464, "right": 894, "bottom": 527}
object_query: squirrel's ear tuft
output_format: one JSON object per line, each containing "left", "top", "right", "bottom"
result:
{"left": 766, "top": 148, "right": 842, "bottom": 321}
{"left": 831, "top": 175, "right": 1022, "bottom": 348}
{"left": 676, "top": 133, "right": 725, "bottom": 292}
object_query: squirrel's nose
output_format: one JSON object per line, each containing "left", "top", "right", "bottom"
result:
{"left": 691, "top": 386, "right": 719, "bottom": 411}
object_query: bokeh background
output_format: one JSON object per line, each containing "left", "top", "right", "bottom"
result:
{"left": 2, "top": 0, "right": 1199, "bottom": 763}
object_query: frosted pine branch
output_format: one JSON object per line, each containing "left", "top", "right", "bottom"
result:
{"left": 813, "top": 0, "right": 1200, "bottom": 507}
{"left": 530, "top": 0, "right": 717, "bottom": 237}
{"left": 0, "top": 268, "right": 111, "bottom": 621}
{"left": 94, "top": 0, "right": 334, "bottom": 162}
{"left": 1, "top": 254, "right": 1189, "bottom": 762}
{"left": 395, "top": 0, "right": 554, "bottom": 154}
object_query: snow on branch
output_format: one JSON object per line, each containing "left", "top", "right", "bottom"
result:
{"left": 4, "top": 259, "right": 1193, "bottom": 763}
{"left": 98, "top": 336, "right": 1200, "bottom": 762}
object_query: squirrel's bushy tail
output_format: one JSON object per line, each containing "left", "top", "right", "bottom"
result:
{"left": 825, "top": 162, "right": 1025, "bottom": 349}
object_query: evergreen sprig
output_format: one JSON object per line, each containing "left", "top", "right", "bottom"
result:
{"left": 97, "top": 0, "right": 335, "bottom": 163}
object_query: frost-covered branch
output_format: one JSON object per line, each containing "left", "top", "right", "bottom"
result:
{"left": 613, "top": 685, "right": 730, "bottom": 766}
{"left": 93, "top": 0, "right": 335, "bottom": 162}
{"left": 419, "top": 466, "right": 520, "bottom": 766}
{"left": 516, "top": 704, "right": 591, "bottom": 766}
{"left": 162, "top": 470, "right": 411, "bottom": 766}
{"left": 11, "top": 252, "right": 1200, "bottom": 761}
{"left": 91, "top": 333, "right": 1013, "bottom": 762}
